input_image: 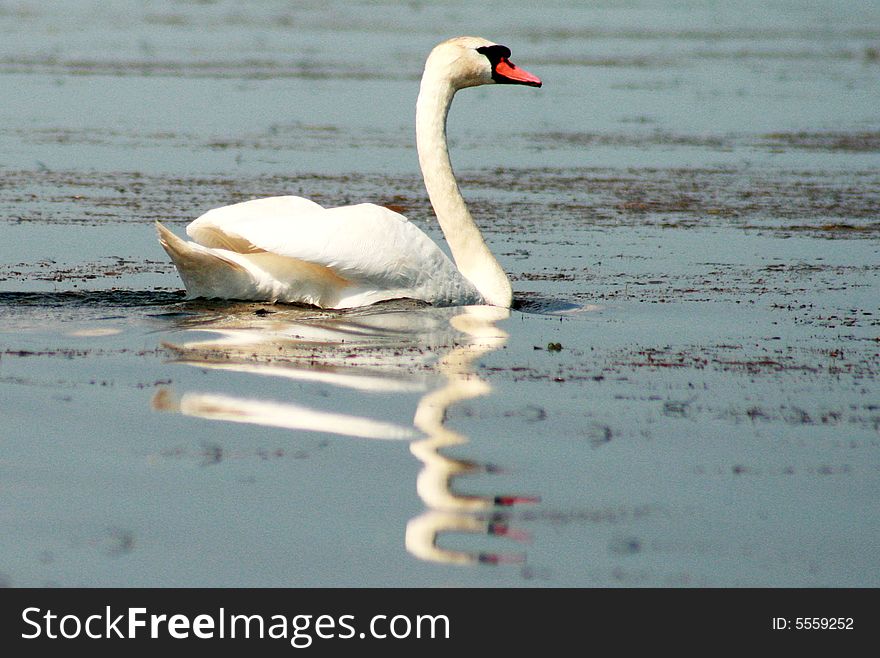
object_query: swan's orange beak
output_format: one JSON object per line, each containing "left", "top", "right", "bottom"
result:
{"left": 495, "top": 58, "right": 542, "bottom": 87}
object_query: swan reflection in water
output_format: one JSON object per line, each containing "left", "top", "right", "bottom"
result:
{"left": 153, "top": 301, "right": 538, "bottom": 565}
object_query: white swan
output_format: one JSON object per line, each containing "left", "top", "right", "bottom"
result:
{"left": 156, "top": 36, "right": 541, "bottom": 308}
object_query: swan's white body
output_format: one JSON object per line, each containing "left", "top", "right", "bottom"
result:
{"left": 157, "top": 37, "right": 541, "bottom": 308}
{"left": 157, "top": 197, "right": 481, "bottom": 308}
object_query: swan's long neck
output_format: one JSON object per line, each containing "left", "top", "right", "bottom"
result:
{"left": 415, "top": 74, "right": 512, "bottom": 307}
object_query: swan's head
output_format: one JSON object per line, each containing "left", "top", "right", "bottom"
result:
{"left": 424, "top": 36, "right": 542, "bottom": 91}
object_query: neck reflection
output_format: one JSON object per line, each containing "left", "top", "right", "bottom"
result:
{"left": 407, "top": 306, "right": 537, "bottom": 565}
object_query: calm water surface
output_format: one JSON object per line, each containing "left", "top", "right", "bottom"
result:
{"left": 0, "top": 1, "right": 878, "bottom": 586}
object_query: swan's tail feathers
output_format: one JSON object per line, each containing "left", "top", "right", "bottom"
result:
{"left": 157, "top": 221, "right": 242, "bottom": 270}
{"left": 156, "top": 221, "right": 189, "bottom": 257}
{"left": 156, "top": 221, "right": 249, "bottom": 299}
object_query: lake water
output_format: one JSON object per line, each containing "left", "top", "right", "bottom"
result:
{"left": 1, "top": 0, "right": 878, "bottom": 587}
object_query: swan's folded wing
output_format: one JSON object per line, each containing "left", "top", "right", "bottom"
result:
{"left": 188, "top": 196, "right": 326, "bottom": 253}
{"left": 187, "top": 198, "right": 455, "bottom": 289}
